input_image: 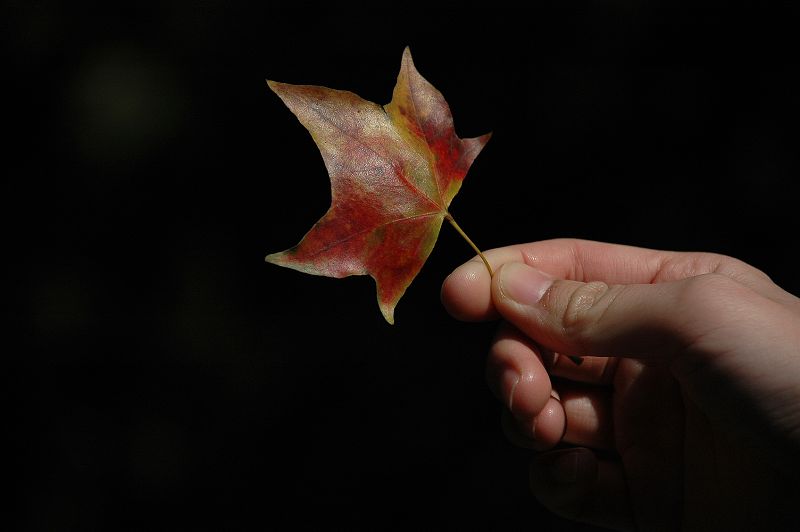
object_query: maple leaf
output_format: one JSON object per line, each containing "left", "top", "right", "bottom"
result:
{"left": 265, "top": 47, "right": 491, "bottom": 324}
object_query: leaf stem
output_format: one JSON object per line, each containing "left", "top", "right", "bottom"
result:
{"left": 445, "top": 213, "right": 493, "bottom": 277}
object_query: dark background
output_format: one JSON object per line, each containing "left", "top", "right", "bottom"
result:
{"left": 7, "top": 2, "right": 799, "bottom": 530}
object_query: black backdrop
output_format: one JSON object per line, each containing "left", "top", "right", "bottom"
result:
{"left": 8, "top": 3, "right": 799, "bottom": 530}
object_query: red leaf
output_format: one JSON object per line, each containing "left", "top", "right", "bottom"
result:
{"left": 266, "top": 47, "right": 490, "bottom": 323}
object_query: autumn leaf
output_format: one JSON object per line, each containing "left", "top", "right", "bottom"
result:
{"left": 266, "top": 47, "right": 491, "bottom": 324}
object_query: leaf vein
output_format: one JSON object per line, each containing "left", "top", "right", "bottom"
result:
{"left": 307, "top": 96, "right": 441, "bottom": 211}
{"left": 404, "top": 59, "right": 445, "bottom": 205}
{"left": 302, "top": 211, "right": 443, "bottom": 259}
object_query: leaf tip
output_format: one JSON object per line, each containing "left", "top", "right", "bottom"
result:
{"left": 265, "top": 252, "right": 283, "bottom": 265}
{"left": 266, "top": 79, "right": 284, "bottom": 94}
{"left": 401, "top": 46, "right": 414, "bottom": 69}
{"left": 381, "top": 306, "right": 396, "bottom": 325}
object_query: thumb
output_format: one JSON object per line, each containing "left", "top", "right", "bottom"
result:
{"left": 491, "top": 262, "right": 731, "bottom": 359}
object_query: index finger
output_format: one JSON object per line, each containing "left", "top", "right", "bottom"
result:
{"left": 440, "top": 238, "right": 772, "bottom": 321}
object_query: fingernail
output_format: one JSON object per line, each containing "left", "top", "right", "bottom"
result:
{"left": 498, "top": 263, "right": 553, "bottom": 306}
{"left": 502, "top": 369, "right": 520, "bottom": 410}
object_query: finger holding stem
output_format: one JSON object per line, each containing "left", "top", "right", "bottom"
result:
{"left": 445, "top": 213, "right": 582, "bottom": 365}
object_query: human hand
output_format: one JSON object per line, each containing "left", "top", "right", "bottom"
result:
{"left": 441, "top": 239, "right": 800, "bottom": 531}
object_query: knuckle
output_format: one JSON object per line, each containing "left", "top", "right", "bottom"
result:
{"left": 661, "top": 251, "right": 771, "bottom": 285}
{"left": 680, "top": 272, "right": 739, "bottom": 303}
{"left": 676, "top": 272, "right": 748, "bottom": 320}
{"left": 714, "top": 255, "right": 774, "bottom": 284}
{"left": 561, "top": 281, "right": 615, "bottom": 338}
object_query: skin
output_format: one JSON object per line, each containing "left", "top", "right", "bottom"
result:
{"left": 441, "top": 239, "right": 800, "bottom": 531}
